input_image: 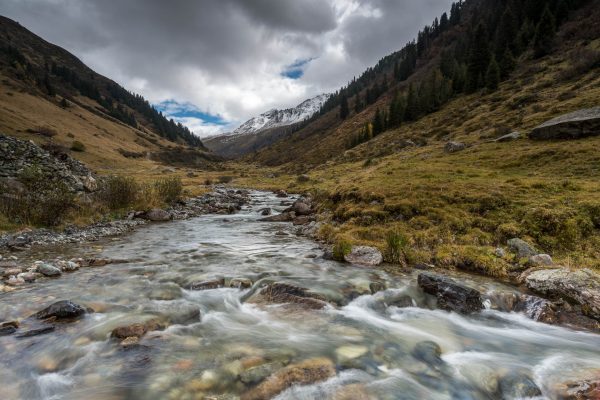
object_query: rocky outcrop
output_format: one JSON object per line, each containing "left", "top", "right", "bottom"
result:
{"left": 529, "top": 107, "right": 600, "bottom": 140}
{"left": 417, "top": 272, "right": 483, "bottom": 314}
{"left": 0, "top": 134, "right": 96, "bottom": 192}
{"left": 344, "top": 246, "right": 383, "bottom": 266}
{"left": 522, "top": 268, "right": 600, "bottom": 320}
{"left": 444, "top": 141, "right": 467, "bottom": 153}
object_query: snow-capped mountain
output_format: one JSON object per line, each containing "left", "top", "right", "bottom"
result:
{"left": 204, "top": 93, "right": 330, "bottom": 158}
{"left": 232, "top": 93, "right": 330, "bottom": 137}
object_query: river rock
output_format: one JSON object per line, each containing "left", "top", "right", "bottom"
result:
{"left": 417, "top": 272, "right": 483, "bottom": 314}
{"left": 16, "top": 325, "right": 55, "bottom": 338}
{"left": 507, "top": 238, "right": 538, "bottom": 259}
{"left": 0, "top": 325, "right": 17, "bottom": 336}
{"left": 259, "top": 208, "right": 272, "bottom": 216}
{"left": 498, "top": 371, "right": 542, "bottom": 399}
{"left": 411, "top": 341, "right": 444, "bottom": 367}
{"left": 293, "top": 216, "right": 312, "bottom": 226}
{"left": 344, "top": 246, "right": 383, "bottom": 266}
{"left": 56, "top": 260, "right": 80, "bottom": 272}
{"left": 259, "top": 212, "right": 295, "bottom": 222}
{"left": 241, "top": 357, "right": 336, "bottom": 400}
{"left": 250, "top": 282, "right": 330, "bottom": 310}
{"left": 229, "top": 278, "right": 253, "bottom": 289}
{"left": 3, "top": 267, "right": 22, "bottom": 277}
{"left": 335, "top": 345, "right": 369, "bottom": 362}
{"left": 292, "top": 198, "right": 312, "bottom": 216}
{"left": 36, "top": 263, "right": 62, "bottom": 277}
{"left": 444, "top": 141, "right": 467, "bottom": 153}
{"left": 17, "top": 272, "right": 37, "bottom": 283}
{"left": 144, "top": 209, "right": 172, "bottom": 222}
{"left": 35, "top": 300, "right": 86, "bottom": 320}
{"left": 523, "top": 268, "right": 600, "bottom": 320}
{"left": 240, "top": 361, "right": 286, "bottom": 384}
{"left": 188, "top": 278, "right": 225, "bottom": 290}
{"left": 274, "top": 190, "right": 288, "bottom": 198}
{"left": 529, "top": 107, "right": 600, "bottom": 140}
{"left": 7, "top": 275, "right": 24, "bottom": 286}
{"left": 111, "top": 319, "right": 164, "bottom": 339}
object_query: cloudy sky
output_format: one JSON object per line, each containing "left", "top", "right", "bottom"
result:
{"left": 1, "top": 0, "right": 453, "bottom": 137}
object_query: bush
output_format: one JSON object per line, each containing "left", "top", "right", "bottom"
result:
{"left": 218, "top": 176, "right": 233, "bottom": 184}
{"left": 332, "top": 240, "right": 352, "bottom": 261}
{"left": 0, "top": 166, "right": 75, "bottom": 226}
{"left": 559, "top": 48, "right": 600, "bottom": 81}
{"left": 97, "top": 176, "right": 139, "bottom": 210}
{"left": 204, "top": 178, "right": 213, "bottom": 186}
{"left": 154, "top": 177, "right": 182, "bottom": 204}
{"left": 71, "top": 141, "right": 85, "bottom": 152}
{"left": 33, "top": 126, "right": 58, "bottom": 138}
{"left": 385, "top": 230, "right": 409, "bottom": 265}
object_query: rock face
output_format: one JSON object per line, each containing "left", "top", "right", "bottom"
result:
{"left": 529, "top": 107, "right": 600, "bottom": 140}
{"left": 241, "top": 357, "right": 336, "bottom": 400}
{"left": 444, "top": 141, "right": 467, "bottom": 153}
{"left": 523, "top": 268, "right": 600, "bottom": 320}
{"left": 35, "top": 300, "right": 86, "bottom": 320}
{"left": 0, "top": 134, "right": 96, "bottom": 192}
{"left": 344, "top": 246, "right": 383, "bottom": 266}
{"left": 417, "top": 272, "right": 483, "bottom": 314}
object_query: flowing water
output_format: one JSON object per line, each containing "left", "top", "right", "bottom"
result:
{"left": 1, "top": 191, "right": 599, "bottom": 400}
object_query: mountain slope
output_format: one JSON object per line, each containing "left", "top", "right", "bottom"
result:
{"left": 249, "top": 0, "right": 599, "bottom": 168}
{"left": 204, "top": 94, "right": 330, "bottom": 158}
{"left": 0, "top": 15, "right": 217, "bottom": 171}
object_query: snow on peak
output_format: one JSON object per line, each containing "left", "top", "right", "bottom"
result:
{"left": 231, "top": 93, "right": 331, "bottom": 137}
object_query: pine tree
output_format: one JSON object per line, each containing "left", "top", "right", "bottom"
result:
{"left": 486, "top": 56, "right": 501, "bottom": 90}
{"left": 354, "top": 93, "right": 363, "bottom": 113}
{"left": 499, "top": 48, "right": 517, "bottom": 78}
{"left": 467, "top": 23, "right": 491, "bottom": 92}
{"left": 554, "top": 0, "right": 569, "bottom": 26}
{"left": 372, "top": 108, "right": 384, "bottom": 136}
{"left": 517, "top": 19, "right": 536, "bottom": 52}
{"left": 495, "top": 7, "right": 518, "bottom": 56}
{"left": 405, "top": 83, "right": 420, "bottom": 121}
{"left": 533, "top": 5, "right": 556, "bottom": 58}
{"left": 340, "top": 95, "right": 350, "bottom": 119}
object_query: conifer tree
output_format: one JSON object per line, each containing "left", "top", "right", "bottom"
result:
{"left": 554, "top": 0, "right": 569, "bottom": 26}
{"left": 467, "top": 23, "right": 491, "bottom": 92}
{"left": 405, "top": 83, "right": 420, "bottom": 121}
{"left": 495, "top": 7, "right": 518, "bottom": 56}
{"left": 340, "top": 95, "right": 350, "bottom": 119}
{"left": 486, "top": 56, "right": 501, "bottom": 90}
{"left": 533, "top": 5, "right": 556, "bottom": 58}
{"left": 499, "top": 48, "right": 516, "bottom": 78}
{"left": 372, "top": 108, "right": 384, "bottom": 136}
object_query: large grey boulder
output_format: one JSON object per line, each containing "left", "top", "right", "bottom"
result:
{"left": 344, "top": 246, "right": 383, "bottom": 266}
{"left": 523, "top": 268, "right": 600, "bottom": 320}
{"left": 529, "top": 107, "right": 600, "bottom": 140}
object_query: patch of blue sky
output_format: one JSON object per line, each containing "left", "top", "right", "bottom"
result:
{"left": 281, "top": 58, "right": 314, "bottom": 79}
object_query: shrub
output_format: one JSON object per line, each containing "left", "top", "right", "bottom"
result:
{"left": 218, "top": 176, "right": 233, "bottom": 184}
{"left": 559, "top": 48, "right": 600, "bottom": 81}
{"left": 0, "top": 166, "right": 75, "bottom": 226}
{"left": 97, "top": 176, "right": 139, "bottom": 210}
{"left": 204, "top": 178, "right": 213, "bottom": 186}
{"left": 385, "top": 230, "right": 409, "bottom": 265}
{"left": 154, "top": 177, "right": 182, "bottom": 204}
{"left": 332, "top": 239, "right": 352, "bottom": 261}
{"left": 34, "top": 126, "right": 58, "bottom": 138}
{"left": 71, "top": 141, "right": 86, "bottom": 152}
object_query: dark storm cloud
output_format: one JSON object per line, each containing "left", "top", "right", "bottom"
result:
{"left": 0, "top": 0, "right": 453, "bottom": 136}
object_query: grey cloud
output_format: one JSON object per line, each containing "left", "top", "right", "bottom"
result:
{"left": 0, "top": 0, "right": 455, "bottom": 134}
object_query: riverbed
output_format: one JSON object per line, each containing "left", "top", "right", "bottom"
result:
{"left": 1, "top": 191, "right": 599, "bottom": 400}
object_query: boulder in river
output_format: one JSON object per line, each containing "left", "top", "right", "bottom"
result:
{"left": 344, "top": 246, "right": 383, "bottom": 266}
{"left": 529, "top": 107, "right": 600, "bottom": 140}
{"left": 241, "top": 357, "right": 336, "bottom": 400}
{"left": 411, "top": 341, "right": 444, "bottom": 367}
{"left": 498, "top": 371, "right": 542, "bottom": 399}
{"left": 111, "top": 319, "right": 164, "bottom": 339}
{"left": 36, "top": 263, "right": 62, "bottom": 277}
{"left": 417, "top": 272, "right": 483, "bottom": 314}
{"left": 34, "top": 300, "right": 86, "bottom": 320}
{"left": 250, "top": 282, "right": 330, "bottom": 310}
{"left": 259, "top": 212, "right": 295, "bottom": 222}
{"left": 291, "top": 198, "right": 312, "bottom": 216}
{"left": 523, "top": 268, "right": 600, "bottom": 320}
{"left": 229, "top": 278, "right": 253, "bottom": 289}
{"left": 259, "top": 208, "right": 272, "bottom": 216}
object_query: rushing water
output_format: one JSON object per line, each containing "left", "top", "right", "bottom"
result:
{"left": 1, "top": 191, "right": 599, "bottom": 400}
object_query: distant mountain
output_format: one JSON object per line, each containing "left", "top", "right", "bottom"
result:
{"left": 204, "top": 94, "right": 330, "bottom": 158}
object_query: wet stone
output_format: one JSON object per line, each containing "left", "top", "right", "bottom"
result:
{"left": 188, "top": 278, "right": 225, "bottom": 290}
{"left": 417, "top": 272, "right": 483, "bottom": 314}
{"left": 36, "top": 263, "right": 62, "bottom": 277}
{"left": 411, "top": 341, "right": 444, "bottom": 367}
{"left": 34, "top": 300, "right": 86, "bottom": 320}
{"left": 16, "top": 325, "right": 55, "bottom": 338}
{"left": 498, "top": 371, "right": 542, "bottom": 399}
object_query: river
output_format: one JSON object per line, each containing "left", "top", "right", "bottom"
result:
{"left": 1, "top": 191, "right": 599, "bottom": 400}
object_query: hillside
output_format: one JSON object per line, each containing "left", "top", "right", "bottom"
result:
{"left": 204, "top": 94, "right": 330, "bottom": 158}
{"left": 223, "top": 0, "right": 600, "bottom": 272}
{"left": 248, "top": 0, "right": 599, "bottom": 168}
{"left": 0, "top": 15, "right": 217, "bottom": 172}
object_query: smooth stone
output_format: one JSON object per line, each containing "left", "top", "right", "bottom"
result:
{"left": 344, "top": 246, "right": 383, "bottom": 266}
{"left": 507, "top": 238, "right": 538, "bottom": 259}
{"left": 35, "top": 300, "right": 86, "bottom": 320}
{"left": 16, "top": 326, "right": 55, "bottom": 338}
{"left": 37, "top": 263, "right": 62, "bottom": 277}
{"left": 335, "top": 345, "right": 368, "bottom": 361}
{"left": 417, "top": 272, "right": 483, "bottom": 314}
